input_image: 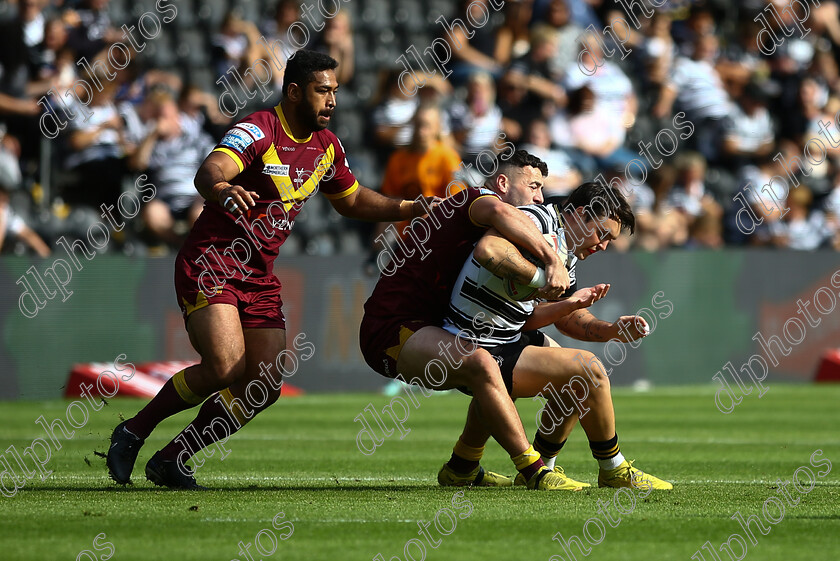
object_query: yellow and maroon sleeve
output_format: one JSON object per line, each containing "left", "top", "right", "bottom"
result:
{"left": 211, "top": 111, "right": 274, "bottom": 174}
{"left": 319, "top": 133, "right": 360, "bottom": 201}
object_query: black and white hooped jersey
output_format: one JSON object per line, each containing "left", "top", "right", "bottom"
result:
{"left": 442, "top": 203, "right": 577, "bottom": 348}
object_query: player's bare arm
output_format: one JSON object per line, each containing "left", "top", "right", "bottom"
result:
{"left": 520, "top": 285, "right": 610, "bottom": 332}
{"left": 468, "top": 197, "right": 569, "bottom": 297}
{"left": 194, "top": 151, "right": 259, "bottom": 217}
{"left": 328, "top": 185, "right": 431, "bottom": 222}
{"left": 554, "top": 307, "right": 649, "bottom": 342}
{"left": 474, "top": 229, "right": 537, "bottom": 285}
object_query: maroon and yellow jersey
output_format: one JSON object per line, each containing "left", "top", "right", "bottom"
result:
{"left": 364, "top": 186, "right": 501, "bottom": 325}
{"left": 180, "top": 104, "right": 359, "bottom": 279}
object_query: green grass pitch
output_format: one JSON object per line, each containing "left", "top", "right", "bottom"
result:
{"left": 1, "top": 385, "right": 838, "bottom": 561}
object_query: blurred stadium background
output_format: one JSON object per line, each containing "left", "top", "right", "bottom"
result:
{"left": 1, "top": 0, "right": 839, "bottom": 399}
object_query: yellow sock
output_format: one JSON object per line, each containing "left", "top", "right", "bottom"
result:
{"left": 511, "top": 445, "right": 542, "bottom": 471}
{"left": 218, "top": 388, "right": 254, "bottom": 427}
{"left": 172, "top": 369, "right": 205, "bottom": 405}
{"left": 453, "top": 440, "right": 485, "bottom": 462}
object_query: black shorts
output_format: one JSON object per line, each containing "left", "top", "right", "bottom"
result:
{"left": 457, "top": 330, "right": 546, "bottom": 397}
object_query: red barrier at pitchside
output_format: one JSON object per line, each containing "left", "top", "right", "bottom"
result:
{"left": 815, "top": 350, "right": 840, "bottom": 383}
{"left": 64, "top": 361, "right": 304, "bottom": 398}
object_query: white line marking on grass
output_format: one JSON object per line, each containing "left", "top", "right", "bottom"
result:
{"left": 682, "top": 480, "right": 840, "bottom": 485}
{"left": 621, "top": 437, "right": 840, "bottom": 446}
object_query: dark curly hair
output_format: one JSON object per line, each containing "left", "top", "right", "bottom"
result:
{"left": 283, "top": 50, "right": 339, "bottom": 97}
{"left": 547, "top": 181, "right": 636, "bottom": 234}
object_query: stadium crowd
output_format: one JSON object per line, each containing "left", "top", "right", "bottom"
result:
{"left": 1, "top": 0, "right": 840, "bottom": 258}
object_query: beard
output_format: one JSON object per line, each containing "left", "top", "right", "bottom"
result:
{"left": 304, "top": 99, "right": 329, "bottom": 131}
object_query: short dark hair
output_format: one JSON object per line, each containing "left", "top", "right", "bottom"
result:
{"left": 549, "top": 181, "right": 635, "bottom": 234}
{"left": 282, "top": 50, "right": 338, "bottom": 97}
{"left": 494, "top": 149, "right": 549, "bottom": 179}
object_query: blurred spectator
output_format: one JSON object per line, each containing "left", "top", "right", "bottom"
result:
{"left": 258, "top": 0, "right": 304, "bottom": 89}
{"left": 178, "top": 84, "right": 232, "bottom": 138}
{"left": 494, "top": 0, "right": 534, "bottom": 67}
{"left": 544, "top": 0, "right": 583, "bottom": 77}
{"left": 672, "top": 7, "right": 716, "bottom": 56}
{"left": 212, "top": 11, "right": 263, "bottom": 79}
{"left": 450, "top": 72, "right": 504, "bottom": 166}
{"left": 719, "top": 20, "right": 771, "bottom": 94}
{"left": 519, "top": 119, "right": 580, "bottom": 196}
{"left": 688, "top": 212, "right": 725, "bottom": 249}
{"left": 771, "top": 185, "right": 832, "bottom": 250}
{"left": 31, "top": 17, "right": 72, "bottom": 88}
{"left": 671, "top": 151, "right": 722, "bottom": 222}
{"left": 564, "top": 34, "right": 637, "bottom": 136}
{"left": 721, "top": 81, "right": 775, "bottom": 171}
{"left": 799, "top": 94, "right": 840, "bottom": 195}
{"left": 375, "top": 103, "right": 461, "bottom": 241}
{"left": 553, "top": 85, "right": 636, "bottom": 173}
{"left": 657, "top": 34, "right": 731, "bottom": 163}
{"left": 371, "top": 68, "right": 420, "bottom": 155}
{"left": 66, "top": 0, "right": 120, "bottom": 59}
{"left": 128, "top": 90, "right": 212, "bottom": 246}
{"left": 0, "top": 185, "right": 50, "bottom": 256}
{"left": 634, "top": 166, "right": 689, "bottom": 251}
{"left": 0, "top": 7, "right": 44, "bottom": 166}
{"left": 642, "top": 11, "right": 677, "bottom": 94}
{"left": 726, "top": 152, "right": 790, "bottom": 245}
{"left": 497, "top": 68, "right": 540, "bottom": 143}
{"left": 19, "top": 0, "right": 48, "bottom": 70}
{"left": 441, "top": 0, "right": 502, "bottom": 85}
{"left": 309, "top": 11, "right": 354, "bottom": 85}
{"left": 0, "top": 126, "right": 23, "bottom": 189}
{"left": 807, "top": 46, "right": 840, "bottom": 99}
{"left": 63, "top": 66, "right": 130, "bottom": 209}
{"left": 509, "top": 25, "right": 565, "bottom": 107}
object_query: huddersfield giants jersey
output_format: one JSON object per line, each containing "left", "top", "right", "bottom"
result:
{"left": 180, "top": 104, "right": 359, "bottom": 278}
{"left": 364, "top": 187, "right": 501, "bottom": 325}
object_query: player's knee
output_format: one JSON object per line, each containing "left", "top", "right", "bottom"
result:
{"left": 576, "top": 351, "right": 609, "bottom": 390}
{"left": 460, "top": 349, "right": 503, "bottom": 387}
{"left": 205, "top": 355, "right": 246, "bottom": 386}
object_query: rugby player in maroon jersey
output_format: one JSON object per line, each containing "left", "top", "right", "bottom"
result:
{"left": 107, "top": 51, "right": 435, "bottom": 489}
{"left": 360, "top": 150, "right": 577, "bottom": 490}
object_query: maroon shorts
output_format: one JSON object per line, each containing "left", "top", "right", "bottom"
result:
{"left": 359, "top": 313, "right": 436, "bottom": 378}
{"left": 174, "top": 253, "right": 286, "bottom": 330}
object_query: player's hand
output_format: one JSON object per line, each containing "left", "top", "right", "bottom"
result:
{"left": 612, "top": 315, "right": 650, "bottom": 342}
{"left": 537, "top": 260, "right": 570, "bottom": 301}
{"left": 568, "top": 283, "right": 610, "bottom": 309}
{"left": 218, "top": 184, "right": 259, "bottom": 217}
{"left": 409, "top": 196, "right": 443, "bottom": 219}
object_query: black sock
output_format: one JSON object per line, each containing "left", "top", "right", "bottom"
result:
{"left": 589, "top": 434, "right": 620, "bottom": 460}
{"left": 534, "top": 432, "right": 565, "bottom": 459}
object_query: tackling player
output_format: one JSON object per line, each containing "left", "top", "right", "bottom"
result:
{"left": 438, "top": 184, "right": 672, "bottom": 490}
{"left": 360, "top": 150, "right": 578, "bottom": 491}
{"left": 107, "top": 50, "right": 435, "bottom": 489}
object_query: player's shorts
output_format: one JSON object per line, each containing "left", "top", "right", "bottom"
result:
{"left": 359, "top": 313, "right": 437, "bottom": 378}
{"left": 174, "top": 252, "right": 286, "bottom": 330}
{"left": 456, "top": 330, "right": 547, "bottom": 397}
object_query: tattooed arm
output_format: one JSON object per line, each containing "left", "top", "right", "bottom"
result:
{"left": 473, "top": 229, "right": 538, "bottom": 284}
{"left": 554, "top": 308, "right": 650, "bottom": 342}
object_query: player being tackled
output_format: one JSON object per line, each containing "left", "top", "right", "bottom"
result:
{"left": 437, "top": 183, "right": 672, "bottom": 490}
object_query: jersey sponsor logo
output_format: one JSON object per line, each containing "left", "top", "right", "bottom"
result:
{"left": 306, "top": 146, "right": 321, "bottom": 151}
{"left": 282, "top": 146, "right": 296, "bottom": 151}
{"left": 234, "top": 122, "right": 265, "bottom": 140}
{"left": 478, "top": 187, "right": 495, "bottom": 196}
{"left": 219, "top": 128, "right": 255, "bottom": 153}
{"left": 263, "top": 164, "right": 291, "bottom": 177}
